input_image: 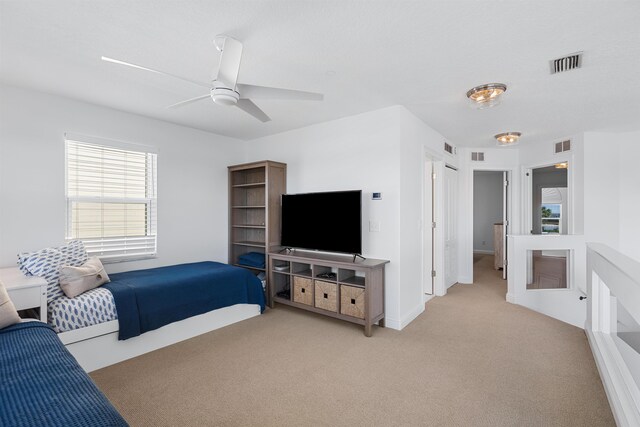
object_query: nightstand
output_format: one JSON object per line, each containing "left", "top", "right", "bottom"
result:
{"left": 0, "top": 267, "right": 47, "bottom": 322}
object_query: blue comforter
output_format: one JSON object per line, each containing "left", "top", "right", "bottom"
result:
{"left": 104, "top": 261, "right": 265, "bottom": 340}
{"left": 0, "top": 322, "right": 128, "bottom": 427}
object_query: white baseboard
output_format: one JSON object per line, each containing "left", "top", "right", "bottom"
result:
{"left": 423, "top": 293, "right": 436, "bottom": 304}
{"left": 386, "top": 303, "right": 425, "bottom": 331}
{"left": 586, "top": 329, "right": 640, "bottom": 427}
{"left": 458, "top": 275, "right": 473, "bottom": 285}
{"left": 506, "top": 292, "right": 516, "bottom": 303}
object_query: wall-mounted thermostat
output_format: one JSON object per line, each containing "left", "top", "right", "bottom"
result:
{"left": 372, "top": 192, "right": 382, "bottom": 200}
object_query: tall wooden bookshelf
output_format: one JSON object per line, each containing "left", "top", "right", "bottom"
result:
{"left": 228, "top": 161, "right": 287, "bottom": 288}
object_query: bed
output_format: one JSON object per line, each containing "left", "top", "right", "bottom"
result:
{"left": 56, "top": 261, "right": 265, "bottom": 371}
{"left": 0, "top": 321, "right": 128, "bottom": 427}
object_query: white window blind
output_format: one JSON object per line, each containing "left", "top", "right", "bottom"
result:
{"left": 65, "top": 138, "right": 157, "bottom": 261}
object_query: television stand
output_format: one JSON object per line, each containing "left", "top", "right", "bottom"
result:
{"left": 278, "top": 247, "right": 294, "bottom": 253}
{"left": 268, "top": 250, "right": 388, "bottom": 336}
{"left": 352, "top": 253, "right": 366, "bottom": 262}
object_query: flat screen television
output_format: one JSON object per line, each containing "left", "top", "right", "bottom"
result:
{"left": 281, "top": 190, "right": 362, "bottom": 255}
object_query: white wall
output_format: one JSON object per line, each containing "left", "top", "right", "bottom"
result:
{"left": 397, "top": 109, "right": 454, "bottom": 322}
{"left": 242, "top": 106, "right": 403, "bottom": 325}
{"left": 583, "top": 130, "right": 640, "bottom": 262}
{"left": 242, "top": 105, "right": 452, "bottom": 329}
{"left": 0, "top": 84, "right": 243, "bottom": 273}
{"left": 518, "top": 134, "right": 583, "bottom": 235}
{"left": 583, "top": 132, "right": 621, "bottom": 250}
{"left": 473, "top": 171, "right": 503, "bottom": 253}
{"left": 619, "top": 132, "right": 640, "bottom": 262}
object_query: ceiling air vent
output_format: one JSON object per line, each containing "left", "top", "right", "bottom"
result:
{"left": 444, "top": 142, "right": 456, "bottom": 155}
{"left": 471, "top": 152, "right": 485, "bottom": 162}
{"left": 550, "top": 52, "right": 583, "bottom": 74}
{"left": 555, "top": 140, "right": 571, "bottom": 153}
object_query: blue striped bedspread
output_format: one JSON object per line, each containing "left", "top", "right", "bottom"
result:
{"left": 104, "top": 261, "right": 265, "bottom": 340}
{"left": 0, "top": 321, "right": 128, "bottom": 427}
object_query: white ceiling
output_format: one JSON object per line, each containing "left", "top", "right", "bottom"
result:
{"left": 1, "top": 1, "right": 639, "bottom": 146}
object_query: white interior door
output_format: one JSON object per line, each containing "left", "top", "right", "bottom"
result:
{"left": 502, "top": 171, "right": 509, "bottom": 280}
{"left": 444, "top": 166, "right": 458, "bottom": 289}
{"left": 424, "top": 159, "right": 434, "bottom": 295}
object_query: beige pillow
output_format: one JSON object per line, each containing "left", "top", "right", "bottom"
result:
{"left": 59, "top": 257, "right": 110, "bottom": 298}
{"left": 0, "top": 279, "right": 21, "bottom": 329}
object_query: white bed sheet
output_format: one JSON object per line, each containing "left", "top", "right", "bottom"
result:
{"left": 48, "top": 287, "right": 118, "bottom": 333}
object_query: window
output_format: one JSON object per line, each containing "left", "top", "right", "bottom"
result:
{"left": 530, "top": 165, "right": 568, "bottom": 235}
{"left": 65, "top": 136, "right": 157, "bottom": 261}
{"left": 541, "top": 203, "right": 561, "bottom": 234}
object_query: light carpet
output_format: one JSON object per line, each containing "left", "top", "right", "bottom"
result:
{"left": 91, "top": 255, "right": 614, "bottom": 426}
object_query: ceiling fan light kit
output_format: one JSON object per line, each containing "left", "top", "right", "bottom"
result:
{"left": 211, "top": 86, "right": 240, "bottom": 106}
{"left": 466, "top": 83, "right": 507, "bottom": 109}
{"left": 101, "top": 34, "right": 323, "bottom": 122}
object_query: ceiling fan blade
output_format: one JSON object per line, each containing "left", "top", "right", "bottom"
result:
{"left": 235, "top": 99, "right": 271, "bottom": 122}
{"left": 237, "top": 83, "right": 323, "bottom": 101}
{"left": 101, "top": 56, "right": 211, "bottom": 89}
{"left": 167, "top": 94, "right": 211, "bottom": 109}
{"left": 215, "top": 36, "right": 243, "bottom": 89}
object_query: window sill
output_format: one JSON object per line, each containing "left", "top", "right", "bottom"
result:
{"left": 98, "top": 255, "right": 158, "bottom": 264}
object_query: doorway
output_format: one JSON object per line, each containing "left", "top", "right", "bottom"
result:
{"left": 472, "top": 170, "right": 509, "bottom": 284}
{"left": 526, "top": 163, "right": 570, "bottom": 288}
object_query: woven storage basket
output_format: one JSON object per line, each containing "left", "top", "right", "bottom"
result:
{"left": 314, "top": 280, "right": 337, "bottom": 312}
{"left": 293, "top": 276, "right": 314, "bottom": 306}
{"left": 340, "top": 285, "right": 365, "bottom": 319}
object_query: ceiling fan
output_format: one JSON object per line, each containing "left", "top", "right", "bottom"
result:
{"left": 101, "top": 35, "right": 323, "bottom": 122}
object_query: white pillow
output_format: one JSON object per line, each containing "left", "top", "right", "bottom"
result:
{"left": 59, "top": 257, "right": 110, "bottom": 298}
{"left": 0, "top": 279, "right": 21, "bottom": 329}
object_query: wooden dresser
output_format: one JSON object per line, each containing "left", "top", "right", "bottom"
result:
{"left": 493, "top": 222, "right": 504, "bottom": 270}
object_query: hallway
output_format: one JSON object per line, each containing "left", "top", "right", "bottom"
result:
{"left": 422, "top": 253, "right": 615, "bottom": 425}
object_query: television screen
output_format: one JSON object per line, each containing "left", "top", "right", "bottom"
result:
{"left": 281, "top": 190, "right": 362, "bottom": 254}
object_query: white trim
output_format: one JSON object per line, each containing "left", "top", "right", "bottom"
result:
{"left": 64, "top": 132, "right": 158, "bottom": 154}
{"left": 385, "top": 302, "right": 425, "bottom": 330}
{"left": 522, "top": 154, "right": 574, "bottom": 236}
{"left": 423, "top": 293, "right": 436, "bottom": 304}
{"left": 473, "top": 250, "right": 495, "bottom": 255}
{"left": 587, "top": 329, "right": 640, "bottom": 427}
{"left": 61, "top": 304, "right": 261, "bottom": 372}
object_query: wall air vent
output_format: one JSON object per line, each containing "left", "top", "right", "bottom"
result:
{"left": 555, "top": 140, "right": 571, "bottom": 154}
{"left": 550, "top": 52, "right": 583, "bottom": 74}
{"left": 444, "top": 142, "right": 456, "bottom": 155}
{"left": 471, "top": 152, "right": 485, "bottom": 162}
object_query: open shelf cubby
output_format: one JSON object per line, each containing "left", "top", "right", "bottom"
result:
{"left": 267, "top": 250, "right": 389, "bottom": 337}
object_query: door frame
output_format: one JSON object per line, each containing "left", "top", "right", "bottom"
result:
{"left": 468, "top": 166, "right": 515, "bottom": 285}
{"left": 444, "top": 164, "right": 459, "bottom": 290}
{"left": 423, "top": 157, "right": 435, "bottom": 296}
{"left": 422, "top": 148, "right": 447, "bottom": 298}
{"left": 523, "top": 156, "right": 574, "bottom": 236}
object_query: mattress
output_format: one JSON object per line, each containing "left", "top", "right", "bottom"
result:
{"left": 0, "top": 321, "right": 128, "bottom": 427}
{"left": 105, "top": 261, "right": 265, "bottom": 340}
{"left": 48, "top": 287, "right": 118, "bottom": 333}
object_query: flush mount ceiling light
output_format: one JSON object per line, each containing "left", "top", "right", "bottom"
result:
{"left": 555, "top": 162, "right": 568, "bottom": 169}
{"left": 466, "top": 83, "right": 507, "bottom": 109}
{"left": 495, "top": 132, "right": 521, "bottom": 146}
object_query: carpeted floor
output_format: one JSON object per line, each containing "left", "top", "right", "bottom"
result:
{"left": 91, "top": 255, "right": 615, "bottom": 426}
